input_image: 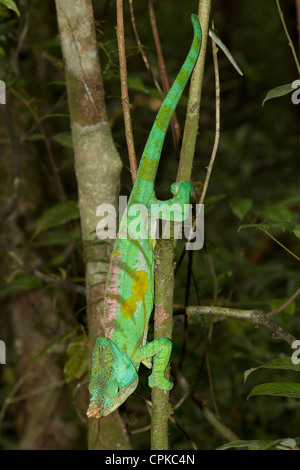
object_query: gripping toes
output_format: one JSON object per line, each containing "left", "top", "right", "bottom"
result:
{"left": 148, "top": 374, "right": 173, "bottom": 391}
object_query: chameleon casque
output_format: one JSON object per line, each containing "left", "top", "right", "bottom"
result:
{"left": 87, "top": 14, "right": 242, "bottom": 419}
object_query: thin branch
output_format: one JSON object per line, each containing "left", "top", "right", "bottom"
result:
{"left": 199, "top": 23, "right": 220, "bottom": 205}
{"left": 0, "top": 238, "right": 86, "bottom": 296}
{"left": 0, "top": 99, "right": 21, "bottom": 222}
{"left": 10, "top": 88, "right": 66, "bottom": 201}
{"left": 148, "top": 0, "right": 181, "bottom": 155}
{"left": 276, "top": 0, "right": 300, "bottom": 76}
{"left": 184, "top": 305, "right": 297, "bottom": 345}
{"left": 175, "top": 367, "right": 239, "bottom": 442}
{"left": 267, "top": 287, "right": 300, "bottom": 320}
{"left": 259, "top": 227, "right": 300, "bottom": 262}
{"left": 128, "top": 0, "right": 164, "bottom": 96}
{"left": 116, "top": 0, "right": 138, "bottom": 183}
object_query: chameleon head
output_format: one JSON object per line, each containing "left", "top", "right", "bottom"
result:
{"left": 86, "top": 337, "right": 139, "bottom": 418}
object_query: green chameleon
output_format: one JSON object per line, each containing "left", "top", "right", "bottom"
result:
{"left": 87, "top": 14, "right": 242, "bottom": 419}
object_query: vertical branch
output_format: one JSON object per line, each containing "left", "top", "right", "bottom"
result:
{"left": 150, "top": 0, "right": 212, "bottom": 449}
{"left": 177, "top": 0, "right": 212, "bottom": 182}
{"left": 151, "top": 240, "right": 175, "bottom": 450}
{"left": 116, "top": 0, "right": 138, "bottom": 183}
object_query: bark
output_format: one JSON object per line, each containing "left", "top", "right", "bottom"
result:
{"left": 55, "top": 0, "right": 130, "bottom": 449}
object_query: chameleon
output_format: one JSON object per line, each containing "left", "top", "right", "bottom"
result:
{"left": 87, "top": 14, "right": 242, "bottom": 419}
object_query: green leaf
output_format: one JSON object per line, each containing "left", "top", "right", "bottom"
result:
{"left": 264, "top": 205, "right": 293, "bottom": 224}
{"left": 238, "top": 223, "right": 270, "bottom": 233}
{"left": 204, "top": 194, "right": 226, "bottom": 214}
{"left": 9, "top": 275, "right": 43, "bottom": 290}
{"left": 230, "top": 198, "right": 253, "bottom": 220}
{"left": 293, "top": 225, "right": 300, "bottom": 239}
{"left": 31, "top": 228, "right": 79, "bottom": 248}
{"left": 275, "top": 438, "right": 297, "bottom": 450}
{"left": 249, "top": 382, "right": 300, "bottom": 399}
{"left": 31, "top": 327, "right": 78, "bottom": 363}
{"left": 244, "top": 357, "right": 300, "bottom": 382}
{"left": 217, "top": 438, "right": 286, "bottom": 450}
{"left": 34, "top": 201, "right": 80, "bottom": 237}
{"left": 52, "top": 131, "right": 73, "bottom": 149}
{"left": 0, "top": 0, "right": 20, "bottom": 16}
{"left": 262, "top": 83, "right": 296, "bottom": 106}
{"left": 64, "top": 336, "right": 89, "bottom": 382}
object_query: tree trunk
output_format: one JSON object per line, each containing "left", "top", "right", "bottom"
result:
{"left": 55, "top": 0, "right": 130, "bottom": 449}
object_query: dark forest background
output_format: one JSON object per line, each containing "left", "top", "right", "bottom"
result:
{"left": 0, "top": 0, "right": 299, "bottom": 450}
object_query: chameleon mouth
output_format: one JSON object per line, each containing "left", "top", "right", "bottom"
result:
{"left": 86, "top": 403, "right": 104, "bottom": 419}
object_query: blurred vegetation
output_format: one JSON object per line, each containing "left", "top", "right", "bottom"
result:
{"left": 0, "top": 0, "right": 299, "bottom": 450}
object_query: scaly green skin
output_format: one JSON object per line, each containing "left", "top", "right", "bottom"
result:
{"left": 86, "top": 15, "right": 243, "bottom": 419}
{"left": 87, "top": 14, "right": 201, "bottom": 419}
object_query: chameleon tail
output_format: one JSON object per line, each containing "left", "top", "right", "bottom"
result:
{"left": 131, "top": 14, "right": 202, "bottom": 203}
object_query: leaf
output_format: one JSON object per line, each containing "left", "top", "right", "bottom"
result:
{"left": 9, "top": 275, "right": 43, "bottom": 290}
{"left": 31, "top": 328, "right": 78, "bottom": 363}
{"left": 52, "top": 131, "right": 73, "bottom": 149}
{"left": 217, "top": 438, "right": 286, "bottom": 451}
{"left": 275, "top": 438, "right": 297, "bottom": 450}
{"left": 238, "top": 223, "right": 270, "bottom": 233}
{"left": 34, "top": 201, "right": 80, "bottom": 237}
{"left": 262, "top": 83, "right": 296, "bottom": 106}
{"left": 31, "top": 229, "right": 73, "bottom": 247}
{"left": 230, "top": 198, "right": 253, "bottom": 220}
{"left": 64, "top": 336, "right": 90, "bottom": 382}
{"left": 264, "top": 205, "right": 293, "bottom": 224}
{"left": 293, "top": 225, "right": 300, "bottom": 239}
{"left": 204, "top": 194, "right": 226, "bottom": 214}
{"left": 248, "top": 382, "right": 300, "bottom": 399}
{"left": 244, "top": 357, "right": 300, "bottom": 382}
{"left": 0, "top": 0, "right": 20, "bottom": 16}
{"left": 127, "top": 75, "right": 149, "bottom": 94}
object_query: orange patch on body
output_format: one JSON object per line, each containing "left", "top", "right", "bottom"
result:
{"left": 121, "top": 270, "right": 149, "bottom": 318}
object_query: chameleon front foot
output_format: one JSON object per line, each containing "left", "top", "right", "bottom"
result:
{"left": 148, "top": 374, "right": 173, "bottom": 391}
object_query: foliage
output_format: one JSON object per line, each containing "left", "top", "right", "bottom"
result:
{"left": 0, "top": 0, "right": 299, "bottom": 450}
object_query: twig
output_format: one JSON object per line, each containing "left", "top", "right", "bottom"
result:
{"left": 10, "top": 88, "right": 66, "bottom": 201}
{"left": 8, "top": 250, "right": 86, "bottom": 296}
{"left": 175, "top": 367, "right": 239, "bottom": 442}
{"left": 128, "top": 0, "right": 164, "bottom": 96}
{"left": 0, "top": 99, "right": 21, "bottom": 222}
{"left": 116, "top": 0, "right": 138, "bottom": 183}
{"left": 258, "top": 227, "right": 300, "bottom": 262}
{"left": 148, "top": 0, "right": 181, "bottom": 155}
{"left": 185, "top": 305, "right": 297, "bottom": 345}
{"left": 0, "top": 238, "right": 86, "bottom": 296}
{"left": 267, "top": 287, "right": 300, "bottom": 320}
{"left": 199, "top": 23, "right": 220, "bottom": 205}
{"left": 275, "top": 0, "right": 300, "bottom": 76}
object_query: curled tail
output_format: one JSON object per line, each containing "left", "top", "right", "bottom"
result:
{"left": 131, "top": 14, "right": 202, "bottom": 204}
